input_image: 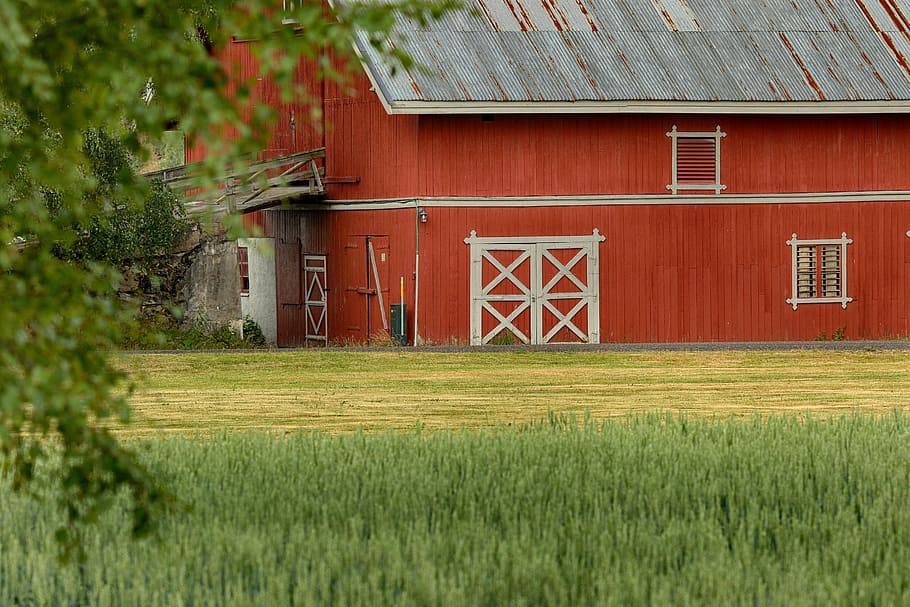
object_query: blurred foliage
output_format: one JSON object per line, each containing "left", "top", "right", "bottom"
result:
{"left": 53, "top": 129, "right": 188, "bottom": 268}
{"left": 143, "top": 130, "right": 186, "bottom": 173}
{"left": 0, "top": 0, "right": 458, "bottom": 560}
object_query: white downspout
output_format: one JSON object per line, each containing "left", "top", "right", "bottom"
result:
{"left": 414, "top": 200, "right": 420, "bottom": 346}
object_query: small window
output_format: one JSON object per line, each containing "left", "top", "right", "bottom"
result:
{"left": 666, "top": 125, "right": 726, "bottom": 195}
{"left": 238, "top": 246, "right": 250, "bottom": 295}
{"left": 786, "top": 233, "right": 852, "bottom": 309}
{"left": 281, "top": 0, "right": 298, "bottom": 24}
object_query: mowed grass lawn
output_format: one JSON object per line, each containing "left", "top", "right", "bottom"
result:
{"left": 119, "top": 349, "right": 910, "bottom": 433}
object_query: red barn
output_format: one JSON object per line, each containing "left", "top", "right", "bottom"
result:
{"left": 216, "top": 0, "right": 910, "bottom": 345}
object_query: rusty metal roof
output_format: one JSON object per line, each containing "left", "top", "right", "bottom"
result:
{"left": 351, "top": 0, "right": 910, "bottom": 112}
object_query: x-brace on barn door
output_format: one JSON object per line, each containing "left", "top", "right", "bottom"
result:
{"left": 464, "top": 231, "right": 605, "bottom": 346}
{"left": 303, "top": 255, "right": 327, "bottom": 342}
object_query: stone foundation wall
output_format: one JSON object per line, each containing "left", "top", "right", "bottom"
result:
{"left": 118, "top": 225, "right": 241, "bottom": 330}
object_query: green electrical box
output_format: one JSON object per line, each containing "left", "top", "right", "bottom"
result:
{"left": 390, "top": 304, "right": 407, "bottom": 346}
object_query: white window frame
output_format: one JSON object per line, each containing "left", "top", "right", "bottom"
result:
{"left": 666, "top": 125, "right": 726, "bottom": 195}
{"left": 238, "top": 246, "right": 250, "bottom": 296}
{"left": 282, "top": 0, "right": 298, "bottom": 24}
{"left": 786, "top": 233, "right": 853, "bottom": 310}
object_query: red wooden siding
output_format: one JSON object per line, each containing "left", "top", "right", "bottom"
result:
{"left": 321, "top": 76, "right": 910, "bottom": 199}
{"left": 279, "top": 201, "right": 910, "bottom": 344}
{"left": 202, "top": 52, "right": 910, "bottom": 344}
{"left": 328, "top": 211, "right": 417, "bottom": 344}
{"left": 256, "top": 210, "right": 333, "bottom": 346}
{"left": 186, "top": 39, "right": 324, "bottom": 164}
{"left": 195, "top": 48, "right": 910, "bottom": 200}
{"left": 324, "top": 86, "right": 420, "bottom": 199}
{"left": 193, "top": 47, "right": 910, "bottom": 199}
{"left": 254, "top": 208, "right": 418, "bottom": 346}
{"left": 414, "top": 114, "right": 910, "bottom": 197}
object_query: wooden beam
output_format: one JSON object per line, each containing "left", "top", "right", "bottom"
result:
{"left": 147, "top": 148, "right": 327, "bottom": 212}
{"left": 142, "top": 148, "right": 325, "bottom": 183}
{"left": 323, "top": 176, "right": 360, "bottom": 184}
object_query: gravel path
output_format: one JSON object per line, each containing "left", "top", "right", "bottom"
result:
{"left": 407, "top": 340, "right": 910, "bottom": 353}
{"left": 125, "top": 340, "right": 910, "bottom": 355}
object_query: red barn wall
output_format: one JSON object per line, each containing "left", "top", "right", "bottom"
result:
{"left": 412, "top": 114, "right": 910, "bottom": 196}
{"left": 192, "top": 50, "right": 910, "bottom": 199}
{"left": 282, "top": 200, "right": 910, "bottom": 344}
{"left": 328, "top": 209, "right": 418, "bottom": 343}
{"left": 323, "top": 77, "right": 910, "bottom": 199}
{"left": 324, "top": 73, "right": 421, "bottom": 199}
{"left": 186, "top": 39, "right": 325, "bottom": 164}
{"left": 253, "top": 208, "right": 419, "bottom": 346}
{"left": 193, "top": 51, "right": 910, "bottom": 199}
{"left": 210, "top": 61, "right": 910, "bottom": 344}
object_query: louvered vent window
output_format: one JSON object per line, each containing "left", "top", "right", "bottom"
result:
{"left": 666, "top": 125, "right": 726, "bottom": 195}
{"left": 786, "top": 233, "right": 852, "bottom": 310}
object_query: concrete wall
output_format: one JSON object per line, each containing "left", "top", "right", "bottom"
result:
{"left": 181, "top": 236, "right": 243, "bottom": 330}
{"left": 239, "top": 237, "right": 277, "bottom": 344}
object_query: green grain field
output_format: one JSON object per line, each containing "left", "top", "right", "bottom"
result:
{"left": 3, "top": 350, "right": 910, "bottom": 606}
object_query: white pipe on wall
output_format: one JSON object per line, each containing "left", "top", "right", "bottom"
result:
{"left": 414, "top": 200, "right": 420, "bottom": 346}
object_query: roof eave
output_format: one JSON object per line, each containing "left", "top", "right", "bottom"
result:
{"left": 350, "top": 41, "right": 397, "bottom": 116}
{"left": 384, "top": 100, "right": 910, "bottom": 115}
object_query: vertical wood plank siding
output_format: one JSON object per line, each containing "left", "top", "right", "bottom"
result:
{"left": 307, "top": 202, "right": 907, "bottom": 343}
{"left": 307, "top": 78, "right": 910, "bottom": 342}
{"left": 186, "top": 40, "right": 324, "bottom": 164}
{"left": 205, "top": 54, "right": 910, "bottom": 343}
{"left": 256, "top": 210, "right": 334, "bottom": 346}
{"left": 326, "top": 112, "right": 910, "bottom": 198}
{"left": 322, "top": 75, "right": 910, "bottom": 199}
{"left": 195, "top": 47, "right": 910, "bottom": 199}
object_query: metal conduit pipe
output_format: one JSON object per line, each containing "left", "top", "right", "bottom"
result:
{"left": 414, "top": 199, "right": 420, "bottom": 346}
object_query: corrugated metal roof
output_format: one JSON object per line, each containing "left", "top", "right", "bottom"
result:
{"left": 352, "top": 0, "right": 910, "bottom": 107}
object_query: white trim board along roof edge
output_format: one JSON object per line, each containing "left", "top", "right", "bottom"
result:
{"left": 288, "top": 190, "right": 910, "bottom": 211}
{"left": 382, "top": 100, "right": 910, "bottom": 115}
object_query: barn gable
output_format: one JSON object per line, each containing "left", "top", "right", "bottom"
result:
{"left": 352, "top": 0, "right": 910, "bottom": 112}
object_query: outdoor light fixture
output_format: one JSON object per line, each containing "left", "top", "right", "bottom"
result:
{"left": 418, "top": 208, "right": 428, "bottom": 224}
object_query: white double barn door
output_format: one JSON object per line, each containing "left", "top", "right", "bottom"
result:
{"left": 465, "top": 231, "right": 605, "bottom": 346}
